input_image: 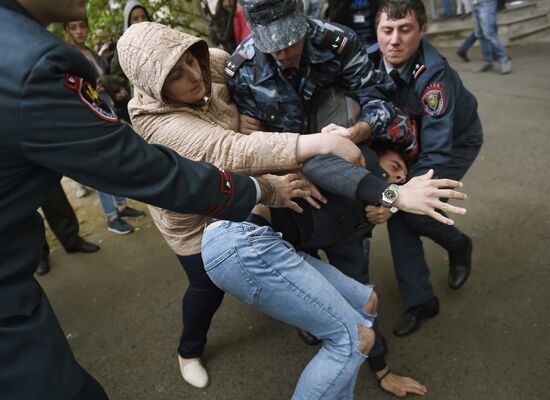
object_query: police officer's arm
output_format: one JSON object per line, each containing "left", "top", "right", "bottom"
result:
{"left": 19, "top": 43, "right": 257, "bottom": 220}
{"left": 336, "top": 34, "right": 397, "bottom": 142}
{"left": 411, "top": 66, "right": 455, "bottom": 177}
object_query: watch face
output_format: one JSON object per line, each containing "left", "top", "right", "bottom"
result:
{"left": 384, "top": 189, "right": 397, "bottom": 201}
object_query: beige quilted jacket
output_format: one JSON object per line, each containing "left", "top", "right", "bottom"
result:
{"left": 118, "top": 22, "right": 299, "bottom": 255}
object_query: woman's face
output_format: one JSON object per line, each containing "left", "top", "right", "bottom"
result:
{"left": 163, "top": 51, "right": 206, "bottom": 105}
{"left": 129, "top": 7, "right": 149, "bottom": 25}
{"left": 65, "top": 20, "right": 88, "bottom": 46}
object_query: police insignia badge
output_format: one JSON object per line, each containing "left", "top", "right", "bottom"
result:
{"left": 420, "top": 82, "right": 446, "bottom": 116}
{"left": 63, "top": 74, "right": 119, "bottom": 122}
{"left": 321, "top": 29, "right": 350, "bottom": 55}
{"left": 224, "top": 53, "right": 246, "bottom": 78}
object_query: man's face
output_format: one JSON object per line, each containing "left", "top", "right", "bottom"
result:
{"left": 19, "top": 0, "right": 87, "bottom": 26}
{"left": 379, "top": 150, "right": 408, "bottom": 184}
{"left": 376, "top": 10, "right": 425, "bottom": 68}
{"left": 65, "top": 21, "right": 88, "bottom": 46}
{"left": 270, "top": 36, "right": 305, "bottom": 69}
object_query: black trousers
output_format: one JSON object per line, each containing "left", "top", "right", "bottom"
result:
{"left": 387, "top": 144, "right": 482, "bottom": 307}
{"left": 41, "top": 180, "right": 82, "bottom": 258}
{"left": 177, "top": 253, "right": 224, "bottom": 359}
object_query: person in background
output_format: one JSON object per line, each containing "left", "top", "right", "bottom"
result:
{"left": 38, "top": 181, "right": 100, "bottom": 276}
{"left": 471, "top": 0, "right": 511, "bottom": 74}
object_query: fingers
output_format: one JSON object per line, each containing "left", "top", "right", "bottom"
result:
{"left": 304, "top": 196, "right": 322, "bottom": 209}
{"left": 434, "top": 188, "right": 467, "bottom": 200}
{"left": 431, "top": 178, "right": 464, "bottom": 189}
{"left": 428, "top": 209, "right": 455, "bottom": 225}
{"left": 358, "top": 154, "right": 366, "bottom": 168}
{"left": 435, "top": 200, "right": 467, "bottom": 215}
{"left": 286, "top": 200, "right": 303, "bottom": 214}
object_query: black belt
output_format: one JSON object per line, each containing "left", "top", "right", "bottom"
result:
{"left": 245, "top": 213, "right": 273, "bottom": 228}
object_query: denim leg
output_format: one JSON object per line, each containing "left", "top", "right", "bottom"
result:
{"left": 177, "top": 253, "right": 224, "bottom": 359}
{"left": 459, "top": 31, "right": 477, "bottom": 54}
{"left": 442, "top": 0, "right": 452, "bottom": 16}
{"left": 202, "top": 222, "right": 372, "bottom": 400}
{"left": 96, "top": 191, "right": 117, "bottom": 217}
{"left": 475, "top": 1, "right": 506, "bottom": 63}
{"left": 113, "top": 196, "right": 127, "bottom": 207}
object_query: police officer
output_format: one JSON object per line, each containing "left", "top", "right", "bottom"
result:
{"left": 0, "top": 0, "right": 287, "bottom": 398}
{"left": 367, "top": 0, "right": 483, "bottom": 336}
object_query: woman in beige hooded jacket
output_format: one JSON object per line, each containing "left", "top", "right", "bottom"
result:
{"left": 117, "top": 21, "right": 365, "bottom": 388}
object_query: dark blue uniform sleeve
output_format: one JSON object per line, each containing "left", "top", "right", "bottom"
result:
{"left": 336, "top": 35, "right": 398, "bottom": 138}
{"left": 411, "top": 65, "right": 455, "bottom": 177}
{"left": 19, "top": 44, "right": 257, "bottom": 220}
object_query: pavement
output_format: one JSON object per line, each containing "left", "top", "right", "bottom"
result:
{"left": 38, "top": 43, "right": 550, "bottom": 400}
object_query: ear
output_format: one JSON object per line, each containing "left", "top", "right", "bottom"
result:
{"left": 420, "top": 23, "right": 428, "bottom": 35}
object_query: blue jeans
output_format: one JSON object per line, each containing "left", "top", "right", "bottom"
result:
{"left": 202, "top": 221, "right": 375, "bottom": 400}
{"left": 96, "top": 191, "right": 127, "bottom": 217}
{"left": 473, "top": 0, "right": 507, "bottom": 63}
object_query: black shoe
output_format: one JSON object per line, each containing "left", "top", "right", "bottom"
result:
{"left": 456, "top": 50, "right": 470, "bottom": 62}
{"left": 36, "top": 259, "right": 50, "bottom": 276}
{"left": 393, "top": 297, "right": 439, "bottom": 337}
{"left": 296, "top": 328, "right": 321, "bottom": 346}
{"left": 118, "top": 206, "right": 145, "bottom": 219}
{"left": 448, "top": 234, "right": 473, "bottom": 290}
{"left": 66, "top": 238, "right": 100, "bottom": 254}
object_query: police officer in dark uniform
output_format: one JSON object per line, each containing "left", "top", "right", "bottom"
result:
{"left": 0, "top": 0, "right": 277, "bottom": 398}
{"left": 368, "top": 0, "right": 483, "bottom": 336}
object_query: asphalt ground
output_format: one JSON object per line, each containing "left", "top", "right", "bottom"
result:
{"left": 38, "top": 43, "right": 550, "bottom": 400}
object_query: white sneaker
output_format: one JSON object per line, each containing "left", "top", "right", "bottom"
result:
{"left": 178, "top": 356, "right": 209, "bottom": 389}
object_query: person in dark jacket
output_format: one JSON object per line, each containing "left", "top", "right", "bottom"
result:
{"left": 38, "top": 180, "right": 100, "bottom": 276}
{"left": 0, "top": 0, "right": 299, "bottom": 398}
{"left": 368, "top": 0, "right": 483, "bottom": 337}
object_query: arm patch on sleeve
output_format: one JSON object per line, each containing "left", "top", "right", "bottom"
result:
{"left": 321, "top": 29, "right": 350, "bottom": 55}
{"left": 420, "top": 82, "right": 446, "bottom": 116}
{"left": 63, "top": 74, "right": 119, "bottom": 123}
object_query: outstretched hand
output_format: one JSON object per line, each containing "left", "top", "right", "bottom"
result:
{"left": 263, "top": 172, "right": 325, "bottom": 213}
{"left": 378, "top": 369, "right": 428, "bottom": 398}
{"left": 394, "top": 169, "right": 467, "bottom": 225}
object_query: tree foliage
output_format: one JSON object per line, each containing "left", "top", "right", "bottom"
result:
{"left": 49, "top": 0, "right": 217, "bottom": 49}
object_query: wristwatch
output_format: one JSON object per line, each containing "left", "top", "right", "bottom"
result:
{"left": 381, "top": 184, "right": 399, "bottom": 209}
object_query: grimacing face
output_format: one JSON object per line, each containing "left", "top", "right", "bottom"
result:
{"left": 379, "top": 150, "right": 408, "bottom": 184}
{"left": 376, "top": 10, "right": 425, "bottom": 68}
{"left": 162, "top": 51, "right": 206, "bottom": 105}
{"left": 270, "top": 36, "right": 306, "bottom": 69}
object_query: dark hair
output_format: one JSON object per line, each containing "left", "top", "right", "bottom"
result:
{"left": 375, "top": 0, "right": 427, "bottom": 30}
{"left": 63, "top": 18, "right": 89, "bottom": 30}
{"left": 370, "top": 141, "right": 409, "bottom": 167}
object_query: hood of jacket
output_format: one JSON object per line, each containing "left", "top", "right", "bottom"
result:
{"left": 117, "top": 21, "right": 211, "bottom": 108}
{"left": 124, "top": 0, "right": 152, "bottom": 31}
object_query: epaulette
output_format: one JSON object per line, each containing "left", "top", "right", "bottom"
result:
{"left": 224, "top": 52, "right": 247, "bottom": 78}
{"left": 412, "top": 62, "right": 426, "bottom": 80}
{"left": 320, "top": 29, "right": 350, "bottom": 55}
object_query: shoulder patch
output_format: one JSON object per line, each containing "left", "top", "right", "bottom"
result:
{"left": 64, "top": 74, "right": 119, "bottom": 123}
{"left": 321, "top": 29, "right": 350, "bottom": 55}
{"left": 420, "top": 82, "right": 446, "bottom": 116}
{"left": 224, "top": 52, "right": 247, "bottom": 78}
{"left": 412, "top": 63, "right": 426, "bottom": 79}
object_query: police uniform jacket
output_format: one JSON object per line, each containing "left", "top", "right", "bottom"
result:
{"left": 368, "top": 38, "right": 484, "bottom": 177}
{"left": 225, "top": 17, "right": 398, "bottom": 136}
{"left": 0, "top": 2, "right": 256, "bottom": 398}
